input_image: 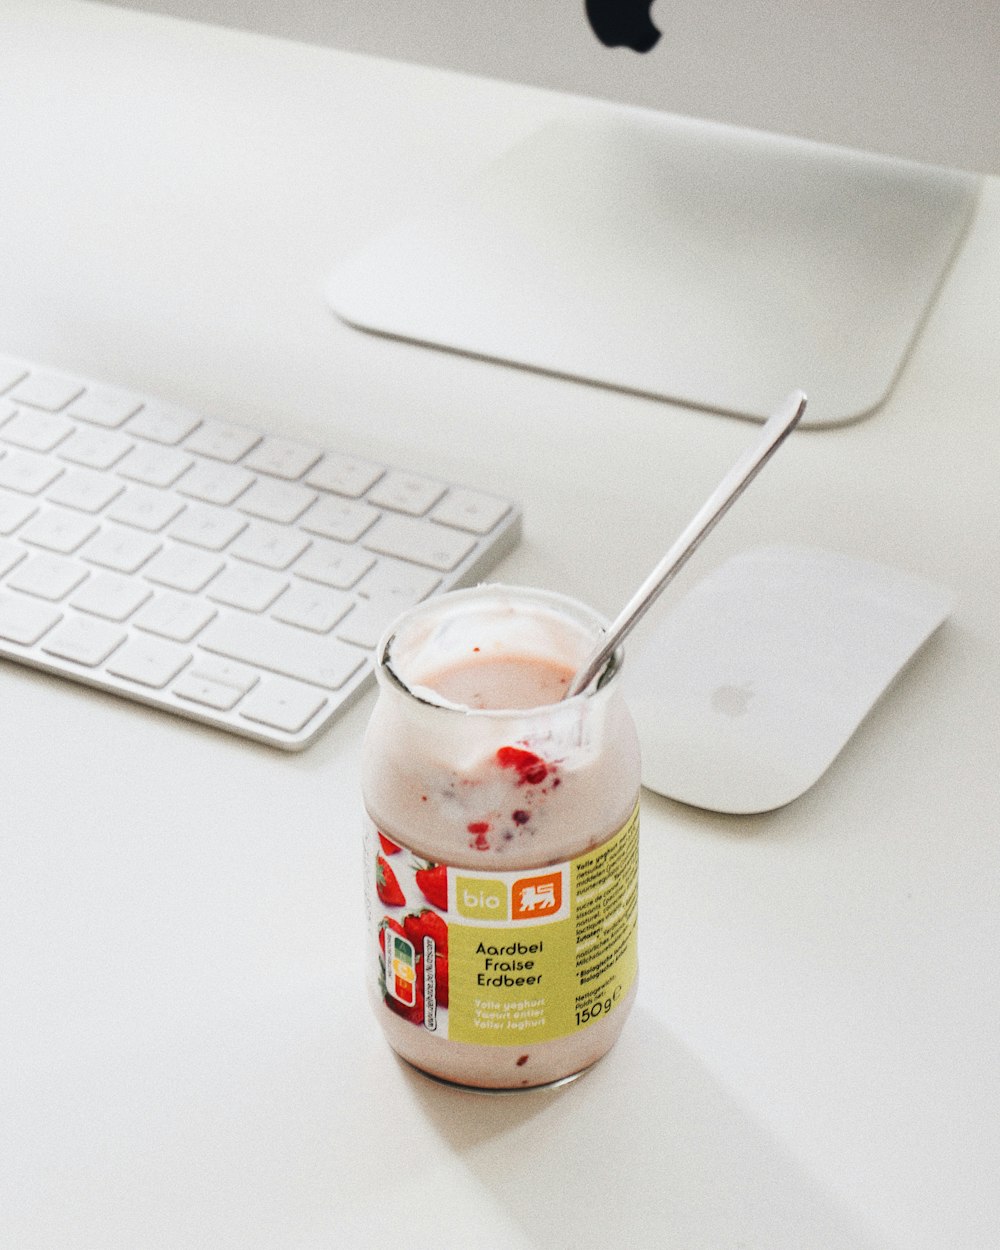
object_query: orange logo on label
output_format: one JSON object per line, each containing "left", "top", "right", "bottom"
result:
{"left": 511, "top": 872, "right": 562, "bottom": 920}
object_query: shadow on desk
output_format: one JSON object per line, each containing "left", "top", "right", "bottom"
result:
{"left": 401, "top": 1005, "right": 877, "bottom": 1250}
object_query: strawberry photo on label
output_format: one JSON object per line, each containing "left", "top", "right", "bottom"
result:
{"left": 379, "top": 916, "right": 406, "bottom": 950}
{"left": 378, "top": 831, "right": 402, "bottom": 855}
{"left": 376, "top": 855, "right": 406, "bottom": 907}
{"left": 414, "top": 862, "right": 448, "bottom": 911}
{"left": 404, "top": 909, "right": 448, "bottom": 956}
{"left": 435, "top": 953, "right": 449, "bottom": 1008}
{"left": 401, "top": 910, "right": 449, "bottom": 1012}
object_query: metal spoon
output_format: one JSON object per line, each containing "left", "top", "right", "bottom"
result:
{"left": 564, "top": 389, "right": 808, "bottom": 698}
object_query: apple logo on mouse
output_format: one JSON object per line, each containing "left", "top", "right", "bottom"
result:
{"left": 585, "top": 0, "right": 661, "bottom": 52}
{"left": 711, "top": 682, "right": 754, "bottom": 718}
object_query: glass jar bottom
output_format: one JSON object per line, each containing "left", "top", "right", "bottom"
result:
{"left": 398, "top": 1054, "right": 596, "bottom": 1095}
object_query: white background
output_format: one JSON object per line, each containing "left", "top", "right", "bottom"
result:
{"left": 1, "top": 4, "right": 999, "bottom": 1248}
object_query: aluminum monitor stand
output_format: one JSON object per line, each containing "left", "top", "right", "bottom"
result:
{"left": 327, "top": 111, "right": 979, "bottom": 427}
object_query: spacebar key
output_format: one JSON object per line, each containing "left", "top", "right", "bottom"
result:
{"left": 199, "top": 614, "right": 365, "bottom": 690}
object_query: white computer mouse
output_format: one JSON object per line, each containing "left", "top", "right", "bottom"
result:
{"left": 622, "top": 544, "right": 953, "bottom": 814}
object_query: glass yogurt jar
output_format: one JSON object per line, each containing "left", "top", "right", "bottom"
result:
{"left": 362, "top": 585, "right": 640, "bottom": 1090}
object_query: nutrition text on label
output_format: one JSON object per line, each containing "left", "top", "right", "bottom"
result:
{"left": 574, "top": 811, "right": 639, "bottom": 986}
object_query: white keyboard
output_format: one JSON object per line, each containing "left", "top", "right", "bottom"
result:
{"left": 0, "top": 355, "right": 521, "bottom": 749}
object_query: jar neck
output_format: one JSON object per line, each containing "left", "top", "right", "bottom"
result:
{"left": 374, "top": 584, "right": 623, "bottom": 721}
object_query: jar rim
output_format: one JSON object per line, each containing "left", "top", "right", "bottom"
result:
{"left": 375, "top": 583, "right": 622, "bottom": 717}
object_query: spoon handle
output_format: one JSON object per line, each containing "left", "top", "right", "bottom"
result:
{"left": 565, "top": 389, "right": 808, "bottom": 698}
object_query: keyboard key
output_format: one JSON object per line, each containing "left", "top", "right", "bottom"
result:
{"left": 6, "top": 553, "right": 88, "bottom": 601}
{"left": 430, "top": 488, "right": 512, "bottom": 534}
{"left": 293, "top": 538, "right": 374, "bottom": 589}
{"left": 117, "top": 443, "right": 193, "bottom": 488}
{"left": 200, "top": 614, "right": 365, "bottom": 690}
{"left": 229, "top": 521, "right": 310, "bottom": 570}
{"left": 243, "top": 436, "right": 321, "bottom": 480}
{"left": 300, "top": 496, "right": 379, "bottom": 542}
{"left": 0, "top": 491, "right": 37, "bottom": 535}
{"left": 239, "top": 677, "right": 327, "bottom": 734}
{"left": 134, "top": 592, "right": 216, "bottom": 642}
{"left": 0, "top": 449, "right": 64, "bottom": 495}
{"left": 184, "top": 655, "right": 258, "bottom": 694}
{"left": 45, "top": 468, "right": 125, "bottom": 514}
{"left": 335, "top": 598, "right": 402, "bottom": 649}
{"left": 58, "top": 427, "right": 134, "bottom": 470}
{"left": 271, "top": 584, "right": 353, "bottom": 633}
{"left": 172, "top": 656, "right": 258, "bottom": 710}
{"left": 79, "top": 527, "right": 162, "bottom": 573}
{"left": 0, "top": 537, "right": 27, "bottom": 577}
{"left": 367, "top": 471, "right": 446, "bottom": 516}
{"left": 178, "top": 461, "right": 254, "bottom": 506}
{"left": 362, "top": 513, "right": 476, "bottom": 571}
{"left": 67, "top": 386, "right": 143, "bottom": 428}
{"left": 167, "top": 505, "right": 247, "bottom": 551}
{"left": 70, "top": 572, "right": 153, "bottom": 622}
{"left": 143, "top": 546, "right": 225, "bottom": 593}
{"left": 206, "top": 564, "right": 288, "bottom": 612}
{"left": 124, "top": 403, "right": 201, "bottom": 445}
{"left": 237, "top": 478, "right": 317, "bottom": 524}
{"left": 173, "top": 672, "right": 243, "bottom": 711}
{"left": 18, "top": 508, "right": 99, "bottom": 554}
{"left": 106, "top": 635, "right": 191, "bottom": 688}
{"left": 305, "top": 454, "right": 384, "bottom": 498}
{"left": 41, "top": 615, "right": 126, "bottom": 667}
{"left": 0, "top": 410, "right": 74, "bottom": 452}
{"left": 0, "top": 590, "right": 61, "bottom": 645}
{"left": 183, "top": 419, "right": 261, "bottom": 463}
{"left": 8, "top": 372, "right": 84, "bottom": 412}
{"left": 0, "top": 358, "right": 29, "bottom": 394}
{"left": 106, "top": 486, "right": 186, "bottom": 532}
{"left": 355, "top": 556, "right": 441, "bottom": 606}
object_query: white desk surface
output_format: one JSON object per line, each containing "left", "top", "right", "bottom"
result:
{"left": 2, "top": 4, "right": 998, "bottom": 1248}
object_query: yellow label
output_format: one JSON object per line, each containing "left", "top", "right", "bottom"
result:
{"left": 366, "top": 805, "right": 639, "bottom": 1045}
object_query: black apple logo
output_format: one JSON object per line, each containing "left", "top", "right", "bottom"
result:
{"left": 585, "top": 0, "right": 661, "bottom": 52}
